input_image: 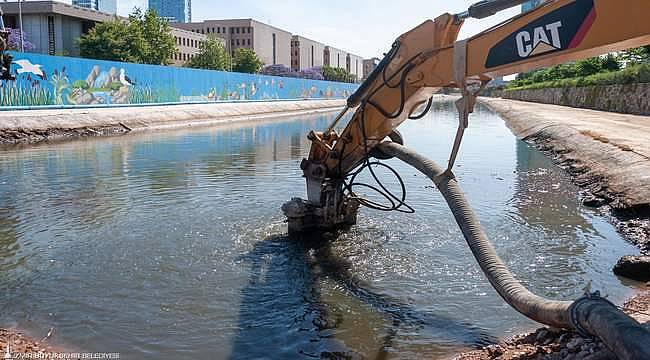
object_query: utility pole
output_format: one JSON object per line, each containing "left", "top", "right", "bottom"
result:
{"left": 18, "top": 0, "right": 24, "bottom": 52}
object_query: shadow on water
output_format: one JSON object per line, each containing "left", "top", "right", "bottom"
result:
{"left": 231, "top": 231, "right": 498, "bottom": 359}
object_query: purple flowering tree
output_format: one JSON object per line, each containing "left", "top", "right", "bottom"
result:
{"left": 6, "top": 28, "right": 36, "bottom": 52}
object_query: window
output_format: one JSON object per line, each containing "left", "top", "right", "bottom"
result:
{"left": 236, "top": 39, "right": 240, "bottom": 46}
{"left": 272, "top": 33, "right": 276, "bottom": 65}
{"left": 230, "top": 27, "right": 234, "bottom": 33}
{"left": 213, "top": 27, "right": 216, "bottom": 33}
{"left": 217, "top": 27, "right": 220, "bottom": 33}
{"left": 247, "top": 27, "right": 251, "bottom": 33}
{"left": 201, "top": 29, "right": 205, "bottom": 34}
{"left": 236, "top": 28, "right": 240, "bottom": 34}
{"left": 183, "top": 38, "right": 186, "bottom": 46}
{"left": 223, "top": 27, "right": 226, "bottom": 33}
{"left": 247, "top": 39, "right": 251, "bottom": 46}
{"left": 231, "top": 39, "right": 235, "bottom": 45}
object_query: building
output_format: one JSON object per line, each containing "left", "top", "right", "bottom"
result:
{"left": 363, "top": 57, "right": 379, "bottom": 80}
{"left": 172, "top": 19, "right": 292, "bottom": 67}
{"left": 347, "top": 53, "right": 363, "bottom": 81}
{"left": 149, "top": 0, "right": 191, "bottom": 23}
{"left": 324, "top": 46, "right": 363, "bottom": 81}
{"left": 171, "top": 27, "right": 209, "bottom": 66}
{"left": 522, "top": 0, "right": 544, "bottom": 12}
{"left": 290, "top": 35, "right": 325, "bottom": 71}
{"left": 0, "top": 1, "right": 206, "bottom": 66}
{"left": 0, "top": 1, "right": 115, "bottom": 56}
{"left": 71, "top": 0, "right": 117, "bottom": 15}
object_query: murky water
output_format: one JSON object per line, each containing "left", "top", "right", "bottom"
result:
{"left": 0, "top": 99, "right": 642, "bottom": 359}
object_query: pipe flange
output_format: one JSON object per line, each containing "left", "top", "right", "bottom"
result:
{"left": 568, "top": 290, "right": 618, "bottom": 338}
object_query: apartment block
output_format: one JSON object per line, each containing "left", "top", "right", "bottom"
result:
{"left": 290, "top": 35, "right": 325, "bottom": 71}
{"left": 172, "top": 19, "right": 292, "bottom": 67}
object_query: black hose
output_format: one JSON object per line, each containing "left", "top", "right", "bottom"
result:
{"left": 376, "top": 141, "right": 650, "bottom": 360}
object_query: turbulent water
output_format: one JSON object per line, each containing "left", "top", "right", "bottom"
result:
{"left": 0, "top": 99, "right": 642, "bottom": 359}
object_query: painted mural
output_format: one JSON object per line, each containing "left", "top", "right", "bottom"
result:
{"left": 0, "top": 52, "right": 358, "bottom": 107}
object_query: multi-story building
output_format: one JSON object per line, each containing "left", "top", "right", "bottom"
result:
{"left": 172, "top": 19, "right": 292, "bottom": 67}
{"left": 0, "top": 1, "right": 114, "bottom": 56}
{"left": 522, "top": 0, "right": 544, "bottom": 12}
{"left": 171, "top": 27, "right": 209, "bottom": 66}
{"left": 363, "top": 57, "right": 380, "bottom": 80}
{"left": 290, "top": 35, "right": 325, "bottom": 71}
{"left": 0, "top": 1, "right": 205, "bottom": 66}
{"left": 149, "top": 0, "right": 191, "bottom": 23}
{"left": 71, "top": 0, "right": 117, "bottom": 15}
{"left": 324, "top": 46, "right": 363, "bottom": 81}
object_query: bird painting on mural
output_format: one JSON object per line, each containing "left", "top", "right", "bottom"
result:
{"left": 119, "top": 68, "right": 136, "bottom": 87}
{"left": 13, "top": 59, "right": 46, "bottom": 79}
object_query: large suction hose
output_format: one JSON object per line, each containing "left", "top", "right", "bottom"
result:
{"left": 376, "top": 141, "right": 650, "bottom": 360}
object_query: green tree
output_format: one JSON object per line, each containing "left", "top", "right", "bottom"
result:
{"left": 78, "top": 8, "right": 175, "bottom": 65}
{"left": 78, "top": 18, "right": 143, "bottom": 62}
{"left": 618, "top": 46, "right": 650, "bottom": 65}
{"left": 322, "top": 65, "right": 356, "bottom": 83}
{"left": 232, "top": 48, "right": 264, "bottom": 73}
{"left": 130, "top": 8, "right": 176, "bottom": 65}
{"left": 185, "top": 38, "right": 231, "bottom": 70}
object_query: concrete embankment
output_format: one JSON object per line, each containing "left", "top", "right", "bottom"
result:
{"left": 0, "top": 99, "right": 346, "bottom": 145}
{"left": 479, "top": 97, "right": 650, "bottom": 254}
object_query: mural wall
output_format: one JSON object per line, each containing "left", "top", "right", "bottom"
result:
{"left": 0, "top": 52, "right": 358, "bottom": 107}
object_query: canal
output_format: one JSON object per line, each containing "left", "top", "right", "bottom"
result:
{"left": 0, "top": 99, "right": 641, "bottom": 359}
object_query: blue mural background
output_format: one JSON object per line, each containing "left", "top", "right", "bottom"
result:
{"left": 0, "top": 52, "right": 358, "bottom": 108}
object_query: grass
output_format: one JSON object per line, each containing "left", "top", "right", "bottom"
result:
{"left": 506, "top": 64, "right": 650, "bottom": 91}
{"left": 0, "top": 83, "right": 55, "bottom": 106}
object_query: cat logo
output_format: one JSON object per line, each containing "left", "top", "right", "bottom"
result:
{"left": 516, "top": 21, "right": 563, "bottom": 58}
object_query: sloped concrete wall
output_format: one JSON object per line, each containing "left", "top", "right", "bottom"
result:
{"left": 491, "top": 83, "right": 650, "bottom": 115}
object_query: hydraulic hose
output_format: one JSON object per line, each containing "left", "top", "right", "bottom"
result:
{"left": 376, "top": 141, "right": 650, "bottom": 360}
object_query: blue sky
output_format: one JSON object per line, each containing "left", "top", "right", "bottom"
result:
{"left": 50, "top": 0, "right": 520, "bottom": 59}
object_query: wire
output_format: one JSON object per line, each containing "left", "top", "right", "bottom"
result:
{"left": 408, "top": 97, "right": 434, "bottom": 120}
{"left": 342, "top": 104, "right": 414, "bottom": 213}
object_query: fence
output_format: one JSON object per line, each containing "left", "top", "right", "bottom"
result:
{"left": 0, "top": 52, "right": 358, "bottom": 108}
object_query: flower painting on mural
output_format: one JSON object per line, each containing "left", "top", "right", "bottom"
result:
{"left": 0, "top": 52, "right": 357, "bottom": 107}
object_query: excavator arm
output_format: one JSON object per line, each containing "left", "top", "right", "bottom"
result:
{"left": 288, "top": 0, "right": 650, "bottom": 232}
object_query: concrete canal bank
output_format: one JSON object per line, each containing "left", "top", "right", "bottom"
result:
{"left": 0, "top": 99, "right": 346, "bottom": 145}
{"left": 480, "top": 97, "right": 650, "bottom": 254}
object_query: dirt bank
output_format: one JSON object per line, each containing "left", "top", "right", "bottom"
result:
{"left": 0, "top": 99, "right": 346, "bottom": 146}
{"left": 479, "top": 98, "right": 650, "bottom": 253}
{"left": 452, "top": 291, "right": 650, "bottom": 360}
{"left": 0, "top": 327, "right": 60, "bottom": 355}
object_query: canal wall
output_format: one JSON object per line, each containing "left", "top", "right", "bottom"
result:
{"left": 489, "top": 83, "right": 650, "bottom": 115}
{"left": 0, "top": 99, "right": 346, "bottom": 145}
{"left": 480, "top": 97, "right": 650, "bottom": 253}
{"left": 1, "top": 52, "right": 358, "bottom": 108}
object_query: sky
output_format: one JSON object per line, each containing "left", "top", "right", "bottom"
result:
{"left": 105, "top": 0, "right": 520, "bottom": 59}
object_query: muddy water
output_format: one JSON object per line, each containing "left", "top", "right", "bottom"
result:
{"left": 0, "top": 99, "right": 642, "bottom": 359}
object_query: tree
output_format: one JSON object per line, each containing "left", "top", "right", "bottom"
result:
{"left": 78, "top": 18, "right": 142, "bottom": 62}
{"left": 185, "top": 38, "right": 231, "bottom": 70}
{"left": 618, "top": 46, "right": 650, "bottom": 65}
{"left": 5, "top": 28, "right": 36, "bottom": 52}
{"left": 322, "top": 65, "right": 356, "bottom": 83}
{"left": 232, "top": 48, "right": 263, "bottom": 74}
{"left": 131, "top": 8, "right": 176, "bottom": 65}
{"left": 78, "top": 8, "right": 175, "bottom": 65}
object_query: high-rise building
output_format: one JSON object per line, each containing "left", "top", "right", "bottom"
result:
{"left": 522, "top": 0, "right": 543, "bottom": 12}
{"left": 149, "top": 0, "right": 191, "bottom": 23}
{"left": 72, "top": 0, "right": 117, "bottom": 15}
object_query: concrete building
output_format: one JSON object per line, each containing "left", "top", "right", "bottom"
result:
{"left": 172, "top": 19, "right": 292, "bottom": 67}
{"left": 171, "top": 27, "right": 209, "bottom": 66}
{"left": 0, "top": 1, "right": 115, "bottom": 56}
{"left": 149, "top": 0, "right": 191, "bottom": 23}
{"left": 324, "top": 46, "right": 363, "bottom": 81}
{"left": 363, "top": 57, "right": 379, "bottom": 80}
{"left": 347, "top": 53, "right": 363, "bottom": 81}
{"left": 0, "top": 1, "right": 206, "bottom": 66}
{"left": 290, "top": 35, "right": 324, "bottom": 71}
{"left": 522, "top": 0, "right": 544, "bottom": 12}
{"left": 71, "top": 0, "right": 117, "bottom": 15}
